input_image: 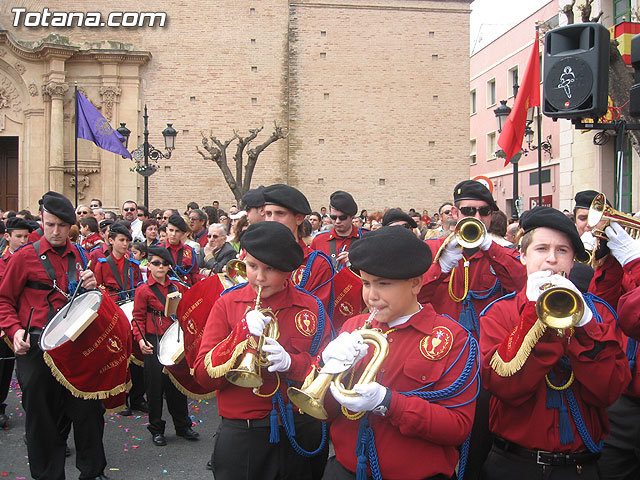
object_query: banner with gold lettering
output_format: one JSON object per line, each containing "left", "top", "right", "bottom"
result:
{"left": 332, "top": 267, "right": 365, "bottom": 331}
{"left": 43, "top": 292, "right": 132, "bottom": 402}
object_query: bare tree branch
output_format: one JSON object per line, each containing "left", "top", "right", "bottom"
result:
{"left": 243, "top": 123, "right": 287, "bottom": 193}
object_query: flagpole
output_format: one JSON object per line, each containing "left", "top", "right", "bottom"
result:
{"left": 74, "top": 82, "right": 79, "bottom": 207}
{"left": 537, "top": 105, "right": 543, "bottom": 205}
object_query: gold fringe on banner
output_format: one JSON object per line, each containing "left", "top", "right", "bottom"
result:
{"left": 3, "top": 335, "right": 13, "bottom": 350}
{"left": 129, "top": 354, "right": 144, "bottom": 367}
{"left": 162, "top": 367, "right": 216, "bottom": 400}
{"left": 489, "top": 320, "right": 547, "bottom": 377}
{"left": 43, "top": 352, "right": 130, "bottom": 400}
{"left": 205, "top": 338, "right": 250, "bottom": 379}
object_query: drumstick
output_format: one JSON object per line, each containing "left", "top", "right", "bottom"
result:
{"left": 62, "top": 260, "right": 92, "bottom": 319}
{"left": 22, "top": 307, "right": 34, "bottom": 342}
{"left": 132, "top": 317, "right": 152, "bottom": 348}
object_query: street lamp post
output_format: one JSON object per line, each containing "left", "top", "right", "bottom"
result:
{"left": 494, "top": 100, "right": 521, "bottom": 220}
{"left": 117, "top": 105, "right": 177, "bottom": 207}
{"left": 523, "top": 109, "right": 552, "bottom": 206}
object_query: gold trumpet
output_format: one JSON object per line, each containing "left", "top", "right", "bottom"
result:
{"left": 588, "top": 193, "right": 640, "bottom": 241}
{"left": 225, "top": 285, "right": 278, "bottom": 388}
{"left": 434, "top": 217, "right": 487, "bottom": 262}
{"left": 287, "top": 310, "right": 388, "bottom": 420}
{"left": 536, "top": 283, "right": 584, "bottom": 335}
{"left": 226, "top": 259, "right": 249, "bottom": 284}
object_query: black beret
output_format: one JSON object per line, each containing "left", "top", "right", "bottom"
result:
{"left": 168, "top": 213, "right": 188, "bottom": 232}
{"left": 242, "top": 186, "right": 266, "bottom": 208}
{"left": 99, "top": 219, "right": 114, "bottom": 232}
{"left": 147, "top": 246, "right": 175, "bottom": 268}
{"left": 574, "top": 190, "right": 611, "bottom": 210}
{"left": 350, "top": 226, "right": 432, "bottom": 279}
{"left": 519, "top": 206, "right": 588, "bottom": 262}
{"left": 240, "top": 221, "right": 304, "bottom": 272}
{"left": 330, "top": 191, "right": 357, "bottom": 216}
{"left": 5, "top": 217, "right": 34, "bottom": 232}
{"left": 453, "top": 180, "right": 498, "bottom": 211}
{"left": 263, "top": 184, "right": 312, "bottom": 215}
{"left": 0, "top": 221, "right": 4, "bottom": 235}
{"left": 39, "top": 191, "right": 76, "bottom": 225}
{"left": 568, "top": 261, "right": 594, "bottom": 294}
{"left": 109, "top": 223, "right": 132, "bottom": 241}
{"left": 381, "top": 208, "right": 417, "bottom": 228}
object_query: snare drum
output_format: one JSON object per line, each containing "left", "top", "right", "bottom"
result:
{"left": 116, "top": 299, "right": 135, "bottom": 326}
{"left": 157, "top": 320, "right": 184, "bottom": 367}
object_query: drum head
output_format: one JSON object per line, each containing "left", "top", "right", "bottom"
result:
{"left": 157, "top": 321, "right": 184, "bottom": 366}
{"left": 116, "top": 300, "right": 134, "bottom": 325}
{"left": 40, "top": 290, "right": 103, "bottom": 351}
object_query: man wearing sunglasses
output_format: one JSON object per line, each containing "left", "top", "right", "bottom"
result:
{"left": 311, "top": 190, "right": 363, "bottom": 270}
{"left": 122, "top": 200, "right": 145, "bottom": 243}
{"left": 419, "top": 179, "right": 527, "bottom": 479}
{"left": 188, "top": 209, "right": 209, "bottom": 248}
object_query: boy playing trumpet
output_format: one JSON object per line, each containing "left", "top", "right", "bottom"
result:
{"left": 319, "top": 226, "right": 479, "bottom": 480}
{"left": 194, "top": 221, "right": 330, "bottom": 479}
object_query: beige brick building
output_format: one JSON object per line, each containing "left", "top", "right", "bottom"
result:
{"left": 0, "top": 0, "right": 471, "bottom": 214}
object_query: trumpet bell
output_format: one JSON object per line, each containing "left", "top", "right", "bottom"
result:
{"left": 287, "top": 372, "right": 333, "bottom": 420}
{"left": 536, "top": 286, "right": 584, "bottom": 330}
{"left": 226, "top": 351, "right": 264, "bottom": 388}
{"left": 588, "top": 192, "right": 640, "bottom": 240}
{"left": 226, "top": 259, "right": 248, "bottom": 284}
{"left": 587, "top": 193, "right": 606, "bottom": 228}
{"left": 456, "top": 217, "right": 487, "bottom": 250}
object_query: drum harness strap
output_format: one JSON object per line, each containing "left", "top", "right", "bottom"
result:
{"left": 105, "top": 255, "right": 132, "bottom": 300}
{"left": 148, "top": 282, "right": 178, "bottom": 333}
{"left": 26, "top": 241, "right": 85, "bottom": 321}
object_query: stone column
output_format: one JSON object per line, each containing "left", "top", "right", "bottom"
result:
{"left": 43, "top": 81, "right": 68, "bottom": 193}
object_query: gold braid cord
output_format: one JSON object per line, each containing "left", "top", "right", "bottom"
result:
{"left": 162, "top": 367, "right": 216, "bottom": 400}
{"left": 3, "top": 335, "right": 13, "bottom": 350}
{"left": 43, "top": 352, "right": 130, "bottom": 400}
{"left": 489, "top": 320, "right": 547, "bottom": 377}
{"left": 204, "top": 338, "right": 251, "bottom": 378}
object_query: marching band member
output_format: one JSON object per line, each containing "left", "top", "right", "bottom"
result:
{"left": 132, "top": 246, "right": 199, "bottom": 446}
{"left": 0, "top": 217, "right": 33, "bottom": 429}
{"left": 320, "top": 226, "right": 479, "bottom": 480}
{"left": 263, "top": 184, "right": 335, "bottom": 316}
{"left": 93, "top": 223, "right": 142, "bottom": 301}
{"left": 162, "top": 213, "right": 203, "bottom": 286}
{"left": 480, "top": 207, "right": 630, "bottom": 480}
{"left": 0, "top": 191, "right": 108, "bottom": 480}
{"left": 242, "top": 186, "right": 266, "bottom": 226}
{"left": 311, "top": 191, "right": 363, "bottom": 270}
{"left": 419, "top": 180, "right": 526, "bottom": 478}
{"left": 194, "top": 221, "right": 330, "bottom": 479}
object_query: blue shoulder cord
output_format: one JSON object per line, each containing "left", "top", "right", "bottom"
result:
{"left": 67, "top": 243, "right": 88, "bottom": 295}
{"left": 175, "top": 245, "right": 197, "bottom": 276}
{"left": 356, "top": 331, "right": 481, "bottom": 480}
{"left": 545, "top": 292, "right": 610, "bottom": 454}
{"left": 294, "top": 250, "right": 337, "bottom": 335}
{"left": 269, "top": 287, "right": 330, "bottom": 456}
{"left": 458, "top": 278, "right": 503, "bottom": 334}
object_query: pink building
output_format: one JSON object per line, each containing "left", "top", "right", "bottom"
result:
{"left": 470, "top": 1, "right": 560, "bottom": 218}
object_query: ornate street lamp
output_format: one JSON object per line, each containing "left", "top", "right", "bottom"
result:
{"left": 120, "top": 105, "right": 177, "bottom": 207}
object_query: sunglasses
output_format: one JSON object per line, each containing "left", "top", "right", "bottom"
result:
{"left": 90, "top": 204, "right": 100, "bottom": 208}
{"left": 149, "top": 260, "right": 170, "bottom": 267}
{"left": 207, "top": 234, "right": 221, "bottom": 238}
{"left": 459, "top": 206, "right": 492, "bottom": 217}
{"left": 137, "top": 213, "right": 145, "bottom": 217}
{"left": 77, "top": 211, "right": 89, "bottom": 215}
{"left": 442, "top": 210, "right": 452, "bottom": 215}
{"left": 123, "top": 207, "right": 136, "bottom": 212}
{"left": 330, "top": 214, "right": 348, "bottom": 221}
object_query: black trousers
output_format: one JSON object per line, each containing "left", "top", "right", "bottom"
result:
{"left": 143, "top": 336, "right": 190, "bottom": 435}
{"left": 127, "top": 362, "right": 146, "bottom": 406}
{"left": 481, "top": 444, "right": 601, "bottom": 480}
{"left": 211, "top": 415, "right": 328, "bottom": 480}
{"left": 0, "top": 339, "right": 14, "bottom": 413}
{"left": 322, "top": 456, "right": 456, "bottom": 480}
{"left": 463, "top": 387, "right": 493, "bottom": 480}
{"left": 598, "top": 394, "right": 640, "bottom": 480}
{"left": 16, "top": 338, "right": 106, "bottom": 480}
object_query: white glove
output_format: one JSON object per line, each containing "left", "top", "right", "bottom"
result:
{"left": 527, "top": 271, "right": 593, "bottom": 327}
{"left": 606, "top": 222, "right": 640, "bottom": 267}
{"left": 479, "top": 233, "right": 493, "bottom": 251}
{"left": 262, "top": 337, "right": 292, "bottom": 372}
{"left": 438, "top": 236, "right": 463, "bottom": 274}
{"left": 245, "top": 310, "right": 272, "bottom": 337}
{"left": 525, "top": 270, "right": 554, "bottom": 302}
{"left": 321, "top": 331, "right": 369, "bottom": 374}
{"left": 329, "top": 382, "right": 388, "bottom": 413}
{"left": 581, "top": 231, "right": 597, "bottom": 251}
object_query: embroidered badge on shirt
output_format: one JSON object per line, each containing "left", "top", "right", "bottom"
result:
{"left": 295, "top": 309, "right": 318, "bottom": 336}
{"left": 338, "top": 301, "right": 354, "bottom": 317}
{"left": 419, "top": 326, "right": 453, "bottom": 361}
{"left": 292, "top": 266, "right": 305, "bottom": 285}
{"left": 186, "top": 318, "right": 198, "bottom": 335}
{"left": 106, "top": 335, "right": 123, "bottom": 354}
{"left": 183, "top": 248, "right": 192, "bottom": 258}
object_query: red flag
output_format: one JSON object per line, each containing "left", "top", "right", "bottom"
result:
{"left": 498, "top": 30, "right": 540, "bottom": 167}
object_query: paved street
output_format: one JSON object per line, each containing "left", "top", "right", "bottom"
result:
{"left": 0, "top": 376, "right": 220, "bottom": 479}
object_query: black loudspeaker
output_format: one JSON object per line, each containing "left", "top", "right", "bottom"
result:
{"left": 543, "top": 23, "right": 610, "bottom": 119}
{"left": 629, "top": 34, "right": 640, "bottom": 117}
